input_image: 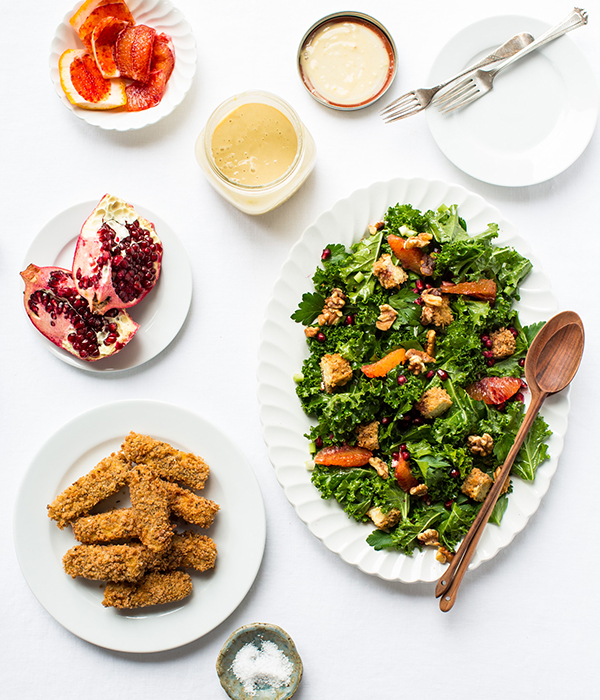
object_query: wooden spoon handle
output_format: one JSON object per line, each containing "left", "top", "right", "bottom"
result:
{"left": 435, "top": 389, "right": 546, "bottom": 610}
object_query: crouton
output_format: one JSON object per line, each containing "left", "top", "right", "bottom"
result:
{"left": 373, "top": 254, "right": 408, "bottom": 289}
{"left": 356, "top": 421, "right": 380, "bottom": 451}
{"left": 415, "top": 387, "right": 453, "bottom": 419}
{"left": 461, "top": 468, "right": 493, "bottom": 502}
{"left": 490, "top": 327, "right": 516, "bottom": 359}
{"left": 367, "top": 506, "right": 401, "bottom": 530}
{"left": 320, "top": 353, "right": 353, "bottom": 393}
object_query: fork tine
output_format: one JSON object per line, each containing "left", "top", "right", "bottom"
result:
{"left": 383, "top": 103, "right": 424, "bottom": 122}
{"left": 433, "top": 79, "right": 472, "bottom": 107}
{"left": 435, "top": 82, "right": 477, "bottom": 109}
{"left": 380, "top": 92, "right": 416, "bottom": 115}
{"left": 439, "top": 88, "right": 482, "bottom": 114}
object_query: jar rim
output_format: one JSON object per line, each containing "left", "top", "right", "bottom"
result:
{"left": 203, "top": 90, "right": 305, "bottom": 191}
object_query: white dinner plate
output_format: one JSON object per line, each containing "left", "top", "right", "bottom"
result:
{"left": 426, "top": 15, "right": 599, "bottom": 186}
{"left": 50, "top": 0, "right": 197, "bottom": 130}
{"left": 257, "top": 177, "right": 568, "bottom": 583}
{"left": 14, "top": 400, "right": 266, "bottom": 653}
{"left": 22, "top": 198, "right": 192, "bottom": 372}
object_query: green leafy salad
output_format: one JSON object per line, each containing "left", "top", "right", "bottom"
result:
{"left": 291, "top": 202, "right": 550, "bottom": 560}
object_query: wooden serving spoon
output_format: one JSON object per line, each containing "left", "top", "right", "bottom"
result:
{"left": 435, "top": 310, "right": 585, "bottom": 612}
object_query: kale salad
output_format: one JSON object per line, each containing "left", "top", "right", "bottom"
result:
{"left": 292, "top": 203, "right": 550, "bottom": 562}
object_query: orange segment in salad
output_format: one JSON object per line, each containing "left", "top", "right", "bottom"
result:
{"left": 361, "top": 348, "right": 406, "bottom": 378}
{"left": 314, "top": 445, "right": 373, "bottom": 467}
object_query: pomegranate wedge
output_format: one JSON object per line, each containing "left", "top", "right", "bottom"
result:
{"left": 21, "top": 265, "right": 138, "bottom": 361}
{"left": 72, "top": 194, "right": 163, "bottom": 314}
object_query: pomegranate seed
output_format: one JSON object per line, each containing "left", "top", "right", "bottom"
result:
{"left": 519, "top": 358, "right": 525, "bottom": 367}
{"left": 496, "top": 402, "right": 506, "bottom": 411}
{"left": 486, "top": 358, "right": 495, "bottom": 367}
{"left": 397, "top": 375, "right": 407, "bottom": 385}
{"left": 317, "top": 332, "right": 326, "bottom": 342}
{"left": 346, "top": 314, "right": 354, "bottom": 325}
{"left": 401, "top": 450, "right": 410, "bottom": 461}
{"left": 521, "top": 379, "right": 528, "bottom": 390}
{"left": 400, "top": 444, "right": 407, "bottom": 451}
{"left": 450, "top": 469, "right": 459, "bottom": 478}
{"left": 415, "top": 279, "right": 424, "bottom": 291}
{"left": 381, "top": 417, "right": 391, "bottom": 425}
{"left": 426, "top": 370, "right": 435, "bottom": 379}
{"left": 514, "top": 392, "right": 524, "bottom": 402}
{"left": 485, "top": 339, "right": 493, "bottom": 348}
{"left": 392, "top": 451, "right": 400, "bottom": 461}
{"left": 321, "top": 248, "right": 331, "bottom": 261}
{"left": 509, "top": 326, "right": 518, "bottom": 337}
{"left": 480, "top": 335, "right": 489, "bottom": 344}
{"left": 315, "top": 437, "right": 323, "bottom": 449}
{"left": 437, "top": 369, "right": 448, "bottom": 380}
{"left": 412, "top": 417, "right": 422, "bottom": 425}
{"left": 483, "top": 350, "right": 493, "bottom": 359}
{"left": 444, "top": 500, "right": 454, "bottom": 510}
{"left": 414, "top": 298, "right": 424, "bottom": 306}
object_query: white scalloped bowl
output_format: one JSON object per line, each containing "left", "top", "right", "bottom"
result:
{"left": 257, "top": 177, "right": 567, "bottom": 583}
{"left": 49, "top": 0, "right": 197, "bottom": 130}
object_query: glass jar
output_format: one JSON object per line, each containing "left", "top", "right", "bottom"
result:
{"left": 195, "top": 90, "right": 317, "bottom": 215}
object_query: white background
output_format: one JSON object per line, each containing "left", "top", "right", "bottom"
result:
{"left": 1, "top": 0, "right": 599, "bottom": 698}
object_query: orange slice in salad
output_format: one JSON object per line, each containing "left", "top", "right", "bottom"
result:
{"left": 59, "top": 49, "right": 126, "bottom": 110}
{"left": 466, "top": 376, "right": 522, "bottom": 405}
{"left": 70, "top": 0, "right": 134, "bottom": 48}
{"left": 91, "top": 16, "right": 129, "bottom": 78}
{"left": 114, "top": 24, "right": 156, "bottom": 82}
{"left": 126, "top": 34, "right": 175, "bottom": 112}
{"left": 314, "top": 445, "right": 373, "bottom": 467}
{"left": 361, "top": 348, "right": 406, "bottom": 378}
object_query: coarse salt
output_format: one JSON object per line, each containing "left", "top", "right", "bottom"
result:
{"left": 231, "top": 638, "right": 293, "bottom": 696}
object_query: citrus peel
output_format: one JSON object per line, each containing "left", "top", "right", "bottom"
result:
{"left": 59, "top": 49, "right": 126, "bottom": 110}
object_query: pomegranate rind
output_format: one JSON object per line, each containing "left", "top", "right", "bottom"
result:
{"left": 72, "top": 194, "right": 163, "bottom": 314}
{"left": 125, "top": 33, "right": 175, "bottom": 112}
{"left": 21, "top": 264, "right": 139, "bottom": 362}
{"left": 466, "top": 376, "right": 522, "bottom": 405}
{"left": 361, "top": 348, "right": 406, "bottom": 378}
{"left": 114, "top": 24, "right": 156, "bottom": 83}
{"left": 70, "top": 0, "right": 135, "bottom": 48}
{"left": 91, "top": 17, "right": 130, "bottom": 78}
{"left": 314, "top": 445, "right": 373, "bottom": 467}
{"left": 59, "top": 49, "right": 126, "bottom": 110}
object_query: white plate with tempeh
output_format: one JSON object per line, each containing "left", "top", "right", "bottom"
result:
{"left": 14, "top": 400, "right": 266, "bottom": 652}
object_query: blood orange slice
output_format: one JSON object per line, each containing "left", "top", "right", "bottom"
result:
{"left": 59, "top": 49, "right": 126, "bottom": 110}
{"left": 91, "top": 16, "right": 129, "bottom": 78}
{"left": 114, "top": 24, "right": 157, "bottom": 83}
{"left": 126, "top": 34, "right": 175, "bottom": 112}
{"left": 361, "top": 348, "right": 406, "bottom": 378}
{"left": 466, "top": 376, "right": 522, "bottom": 405}
{"left": 70, "top": 0, "right": 134, "bottom": 48}
{"left": 314, "top": 445, "right": 373, "bottom": 467}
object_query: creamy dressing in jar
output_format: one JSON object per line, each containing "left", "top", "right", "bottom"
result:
{"left": 211, "top": 103, "right": 298, "bottom": 186}
{"left": 299, "top": 14, "right": 396, "bottom": 109}
{"left": 195, "top": 91, "right": 316, "bottom": 215}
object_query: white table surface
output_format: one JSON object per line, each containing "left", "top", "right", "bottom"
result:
{"left": 2, "top": 0, "right": 599, "bottom": 697}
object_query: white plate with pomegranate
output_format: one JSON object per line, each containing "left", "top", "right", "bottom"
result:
{"left": 257, "top": 177, "right": 568, "bottom": 583}
{"left": 13, "top": 400, "right": 267, "bottom": 653}
{"left": 49, "top": 0, "right": 197, "bottom": 130}
{"left": 22, "top": 199, "right": 192, "bottom": 372}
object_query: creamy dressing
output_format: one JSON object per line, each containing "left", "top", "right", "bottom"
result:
{"left": 300, "top": 20, "right": 392, "bottom": 106}
{"left": 211, "top": 103, "right": 299, "bottom": 186}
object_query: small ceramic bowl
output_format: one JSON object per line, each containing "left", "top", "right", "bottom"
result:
{"left": 216, "top": 623, "right": 303, "bottom": 700}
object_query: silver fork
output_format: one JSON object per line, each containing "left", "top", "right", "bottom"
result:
{"left": 435, "top": 7, "right": 588, "bottom": 114}
{"left": 380, "top": 32, "right": 534, "bottom": 122}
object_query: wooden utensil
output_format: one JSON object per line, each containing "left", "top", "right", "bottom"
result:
{"left": 435, "top": 310, "right": 585, "bottom": 612}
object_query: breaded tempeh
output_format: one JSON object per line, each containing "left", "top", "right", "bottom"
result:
{"left": 122, "top": 432, "right": 210, "bottom": 490}
{"left": 71, "top": 508, "right": 138, "bottom": 543}
{"left": 129, "top": 467, "right": 172, "bottom": 552}
{"left": 102, "top": 571, "right": 193, "bottom": 608}
{"left": 150, "top": 531, "right": 217, "bottom": 573}
{"left": 164, "top": 482, "right": 220, "bottom": 528}
{"left": 63, "top": 544, "right": 148, "bottom": 582}
{"left": 48, "top": 452, "right": 132, "bottom": 529}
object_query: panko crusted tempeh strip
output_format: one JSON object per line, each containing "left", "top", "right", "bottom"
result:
{"left": 63, "top": 543, "right": 149, "bottom": 582}
{"left": 149, "top": 531, "right": 217, "bottom": 573}
{"left": 164, "top": 482, "right": 220, "bottom": 528}
{"left": 47, "top": 452, "right": 132, "bottom": 529}
{"left": 102, "top": 571, "right": 193, "bottom": 609}
{"left": 122, "top": 432, "right": 210, "bottom": 490}
{"left": 129, "top": 467, "right": 173, "bottom": 552}
{"left": 71, "top": 508, "right": 138, "bottom": 543}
